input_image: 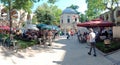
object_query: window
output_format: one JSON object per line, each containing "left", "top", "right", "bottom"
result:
{"left": 67, "top": 16, "right": 70, "bottom": 23}
{"left": 75, "top": 18, "right": 77, "bottom": 22}
{"left": 117, "top": 10, "right": 120, "bottom": 17}
{"left": 106, "top": 14, "right": 109, "bottom": 20}
{"left": 67, "top": 19, "right": 70, "bottom": 23}
{"left": 61, "top": 19, "right": 63, "bottom": 23}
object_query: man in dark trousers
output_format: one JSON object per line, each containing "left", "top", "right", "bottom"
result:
{"left": 66, "top": 31, "right": 70, "bottom": 39}
{"left": 88, "top": 28, "right": 96, "bottom": 57}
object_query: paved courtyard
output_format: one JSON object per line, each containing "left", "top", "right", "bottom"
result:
{"left": 0, "top": 35, "right": 120, "bottom": 65}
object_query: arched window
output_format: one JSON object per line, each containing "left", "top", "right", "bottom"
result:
{"left": 61, "top": 19, "right": 63, "bottom": 23}
{"left": 67, "top": 16, "right": 70, "bottom": 23}
{"left": 117, "top": 10, "right": 120, "bottom": 17}
{"left": 75, "top": 18, "right": 77, "bottom": 22}
{"left": 106, "top": 14, "right": 109, "bottom": 20}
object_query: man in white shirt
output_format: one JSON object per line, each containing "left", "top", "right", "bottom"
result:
{"left": 88, "top": 28, "right": 96, "bottom": 57}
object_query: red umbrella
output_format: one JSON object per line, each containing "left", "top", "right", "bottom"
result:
{"left": 0, "top": 26, "right": 10, "bottom": 30}
{"left": 77, "top": 19, "right": 113, "bottom": 27}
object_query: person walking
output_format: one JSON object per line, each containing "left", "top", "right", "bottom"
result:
{"left": 47, "top": 30, "right": 53, "bottom": 46}
{"left": 67, "top": 30, "right": 70, "bottom": 39}
{"left": 88, "top": 28, "right": 97, "bottom": 57}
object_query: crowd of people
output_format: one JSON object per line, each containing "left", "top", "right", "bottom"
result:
{"left": 13, "top": 29, "right": 60, "bottom": 47}
{"left": 0, "top": 26, "right": 113, "bottom": 56}
{"left": 76, "top": 27, "right": 113, "bottom": 57}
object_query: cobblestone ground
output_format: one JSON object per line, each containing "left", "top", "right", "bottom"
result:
{"left": 0, "top": 35, "right": 119, "bottom": 65}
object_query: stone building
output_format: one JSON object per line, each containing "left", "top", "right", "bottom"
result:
{"left": 101, "top": 11, "right": 112, "bottom": 22}
{"left": 60, "top": 7, "right": 79, "bottom": 35}
{"left": 114, "top": 7, "right": 120, "bottom": 25}
{"left": 0, "top": 4, "right": 33, "bottom": 29}
{"left": 100, "top": 7, "right": 120, "bottom": 25}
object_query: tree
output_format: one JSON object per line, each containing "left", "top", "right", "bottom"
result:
{"left": 35, "top": 3, "right": 53, "bottom": 25}
{"left": 35, "top": 3, "right": 62, "bottom": 25}
{"left": 85, "top": 0, "right": 103, "bottom": 20}
{"left": 79, "top": 13, "right": 88, "bottom": 22}
{"left": 49, "top": 5, "right": 62, "bottom": 25}
{"left": 32, "top": 15, "right": 38, "bottom": 24}
{"left": 68, "top": 4, "right": 79, "bottom": 14}
{"left": 0, "top": 0, "right": 57, "bottom": 38}
{"left": 1, "top": 0, "right": 57, "bottom": 25}
{"left": 1, "top": 0, "right": 57, "bottom": 13}
{"left": 85, "top": 0, "right": 120, "bottom": 23}
{"left": 47, "top": 0, "right": 57, "bottom": 4}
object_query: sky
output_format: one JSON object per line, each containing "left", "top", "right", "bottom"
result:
{"left": 32, "top": 0, "right": 87, "bottom": 13}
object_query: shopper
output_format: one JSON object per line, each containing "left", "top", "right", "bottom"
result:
{"left": 88, "top": 28, "right": 96, "bottom": 57}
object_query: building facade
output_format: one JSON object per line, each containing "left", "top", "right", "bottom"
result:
{"left": 60, "top": 7, "right": 79, "bottom": 35}
{"left": 100, "top": 7, "right": 120, "bottom": 25}
{"left": 0, "top": 4, "right": 33, "bottom": 29}
{"left": 114, "top": 7, "right": 120, "bottom": 25}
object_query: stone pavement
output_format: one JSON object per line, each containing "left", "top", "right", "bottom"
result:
{"left": 0, "top": 35, "right": 120, "bottom": 65}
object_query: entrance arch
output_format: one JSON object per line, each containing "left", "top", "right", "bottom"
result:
{"left": 114, "top": 7, "right": 120, "bottom": 24}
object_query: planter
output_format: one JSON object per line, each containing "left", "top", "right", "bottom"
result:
{"left": 104, "top": 39, "right": 111, "bottom": 44}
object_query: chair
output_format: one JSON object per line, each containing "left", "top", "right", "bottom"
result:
{"left": 38, "top": 38, "right": 42, "bottom": 45}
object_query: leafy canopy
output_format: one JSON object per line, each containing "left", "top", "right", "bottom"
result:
{"left": 1, "top": 0, "right": 57, "bottom": 13}
{"left": 35, "top": 3, "right": 62, "bottom": 25}
{"left": 85, "top": 0, "right": 120, "bottom": 20}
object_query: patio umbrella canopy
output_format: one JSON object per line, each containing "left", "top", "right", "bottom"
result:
{"left": 77, "top": 19, "right": 114, "bottom": 27}
{"left": 41, "top": 25, "right": 60, "bottom": 31}
{"left": 36, "top": 23, "right": 60, "bottom": 31}
{"left": 0, "top": 26, "right": 10, "bottom": 30}
{"left": 36, "top": 23, "right": 47, "bottom": 29}
{"left": 26, "top": 24, "right": 39, "bottom": 30}
{"left": 77, "top": 27, "right": 89, "bottom": 33}
{"left": 50, "top": 25, "right": 60, "bottom": 31}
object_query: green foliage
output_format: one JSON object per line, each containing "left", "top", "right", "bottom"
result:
{"left": 49, "top": 5, "right": 62, "bottom": 25}
{"left": 1, "top": 0, "right": 37, "bottom": 13}
{"left": 35, "top": 3, "right": 62, "bottom": 25}
{"left": 47, "top": 0, "right": 57, "bottom": 4}
{"left": 1, "top": 0, "right": 57, "bottom": 13}
{"left": 68, "top": 4, "right": 79, "bottom": 14}
{"left": 12, "top": 0, "right": 34, "bottom": 13}
{"left": 96, "top": 41, "right": 120, "bottom": 53}
{"left": 32, "top": 15, "right": 38, "bottom": 24}
{"left": 0, "top": 34, "right": 9, "bottom": 38}
{"left": 85, "top": 0, "right": 120, "bottom": 21}
{"left": 79, "top": 13, "right": 88, "bottom": 22}
{"left": 16, "top": 39, "right": 37, "bottom": 49}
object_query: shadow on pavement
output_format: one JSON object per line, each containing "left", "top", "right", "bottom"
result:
{"left": 53, "top": 36, "right": 83, "bottom": 65}
{"left": 0, "top": 46, "right": 25, "bottom": 58}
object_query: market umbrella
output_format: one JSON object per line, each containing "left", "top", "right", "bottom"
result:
{"left": 77, "top": 27, "right": 89, "bottom": 34}
{"left": 41, "top": 25, "right": 52, "bottom": 30}
{"left": 0, "top": 26, "right": 10, "bottom": 30}
{"left": 26, "top": 24, "right": 39, "bottom": 30}
{"left": 41, "top": 25, "right": 60, "bottom": 31}
{"left": 77, "top": 18, "right": 113, "bottom": 27}
{"left": 36, "top": 23, "right": 47, "bottom": 29}
{"left": 50, "top": 25, "right": 60, "bottom": 31}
